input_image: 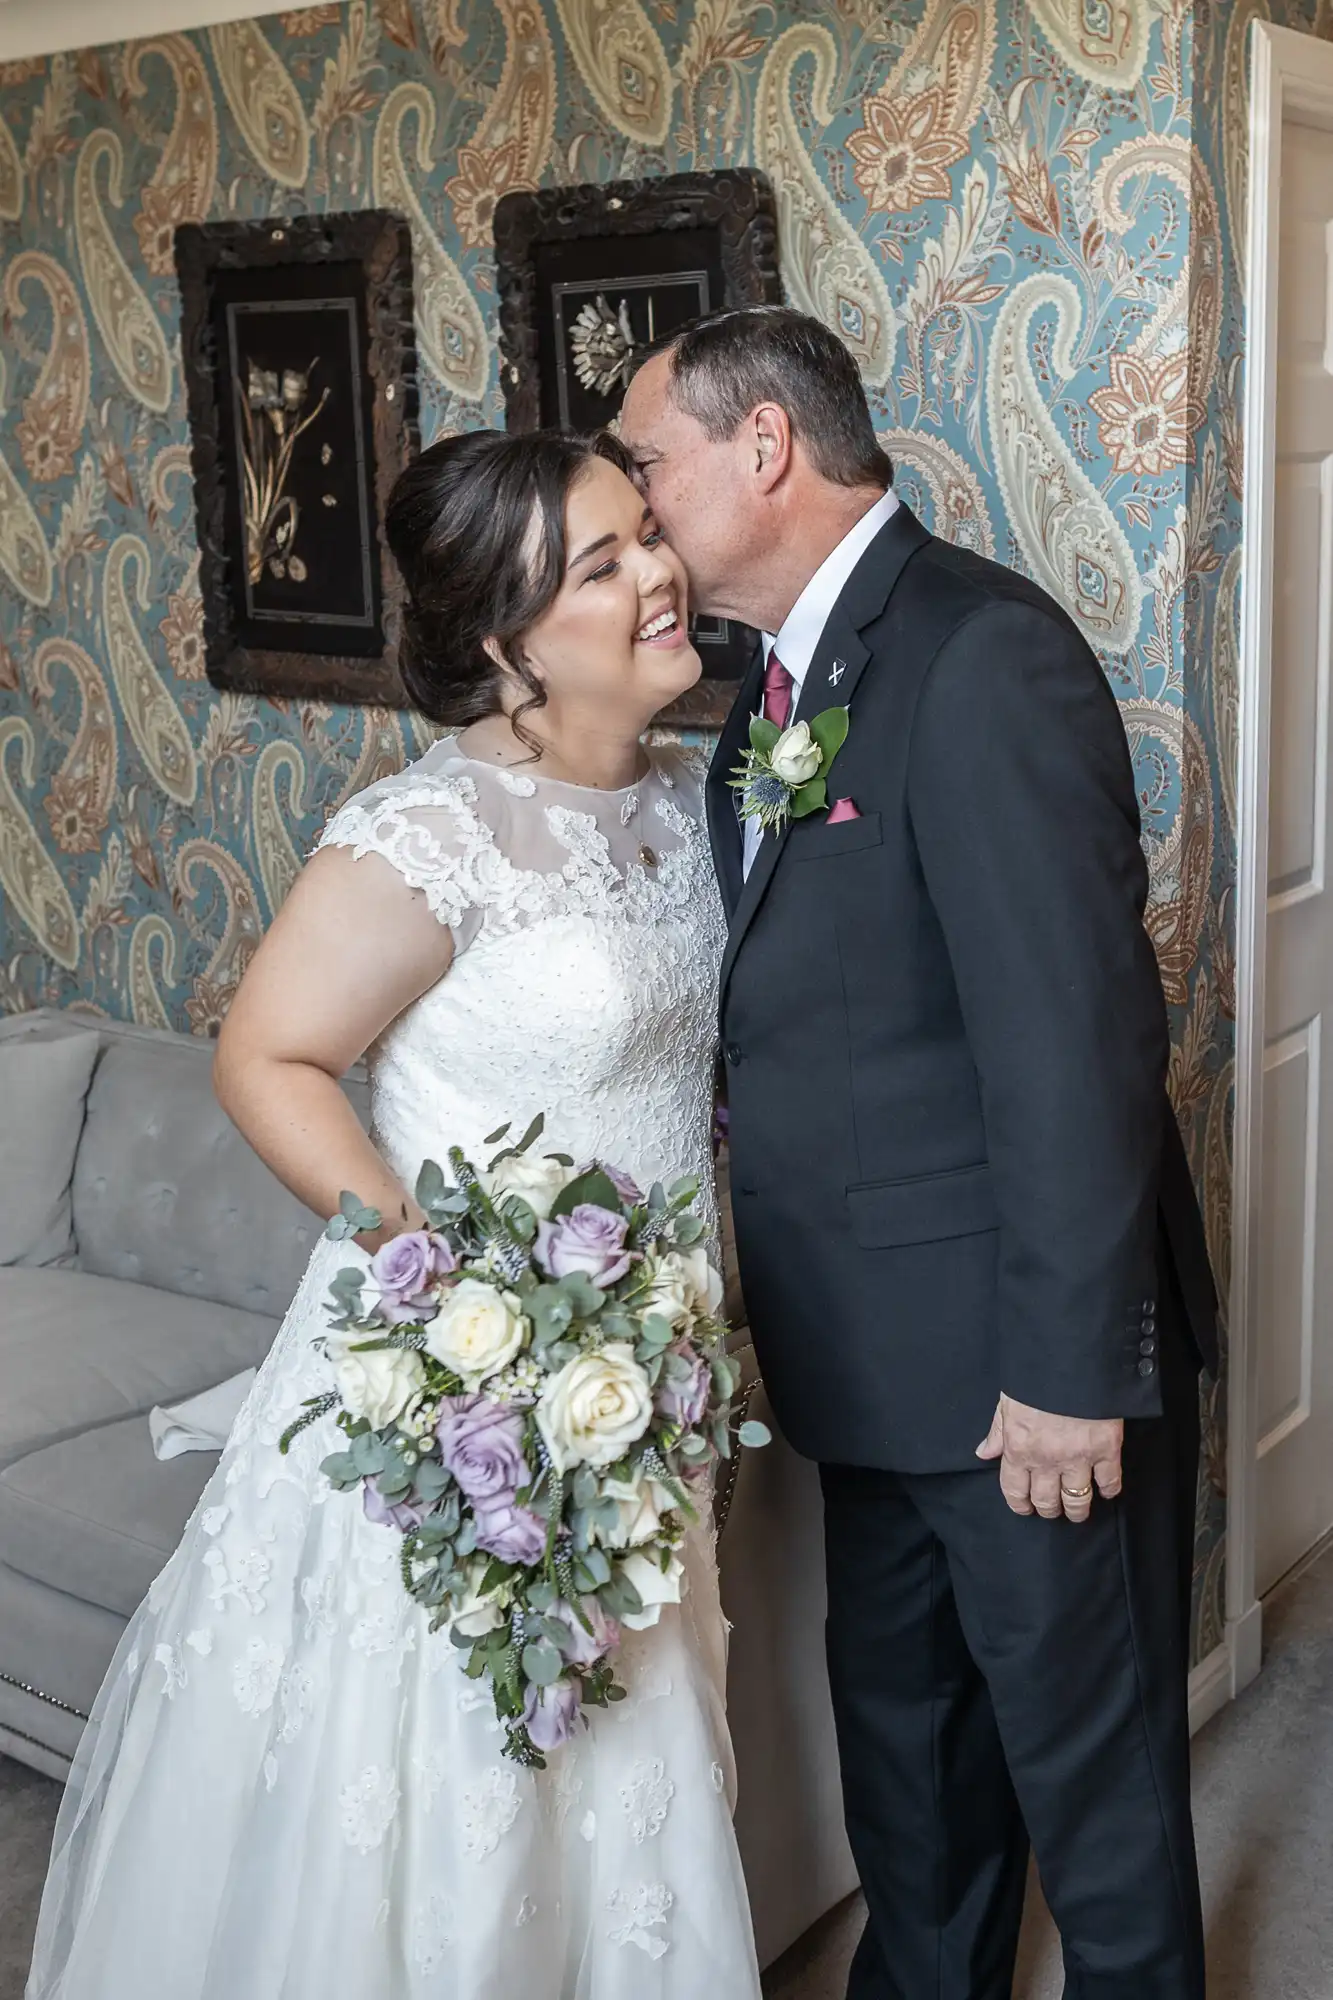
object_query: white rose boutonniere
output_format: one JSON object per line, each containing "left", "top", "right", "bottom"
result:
{"left": 730, "top": 706, "right": 850, "bottom": 834}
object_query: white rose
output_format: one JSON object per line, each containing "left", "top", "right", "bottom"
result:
{"left": 618, "top": 1549, "right": 686, "bottom": 1631}
{"left": 642, "top": 1248, "right": 723, "bottom": 1329}
{"left": 449, "top": 1557, "right": 506, "bottom": 1640}
{"left": 592, "top": 1467, "right": 676, "bottom": 1549}
{"left": 326, "top": 1336, "right": 426, "bottom": 1430}
{"left": 423, "top": 1278, "right": 527, "bottom": 1386}
{"left": 769, "top": 720, "right": 822, "bottom": 787}
{"left": 675, "top": 1245, "right": 725, "bottom": 1318}
{"left": 485, "top": 1152, "right": 574, "bottom": 1221}
{"left": 640, "top": 1255, "right": 694, "bottom": 1330}
{"left": 537, "top": 1343, "right": 654, "bottom": 1473}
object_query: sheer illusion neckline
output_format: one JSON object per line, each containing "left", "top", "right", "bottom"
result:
{"left": 442, "top": 738, "right": 654, "bottom": 799}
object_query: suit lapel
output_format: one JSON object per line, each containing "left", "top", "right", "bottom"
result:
{"left": 717, "top": 503, "right": 931, "bottom": 1009}
{"left": 706, "top": 639, "right": 762, "bottom": 920}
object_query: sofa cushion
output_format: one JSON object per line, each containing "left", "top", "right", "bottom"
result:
{"left": 71, "top": 1032, "right": 369, "bottom": 1318}
{"left": 0, "top": 1266, "right": 277, "bottom": 1472}
{"left": 0, "top": 1416, "right": 217, "bottom": 1620}
{"left": 0, "top": 1025, "right": 99, "bottom": 1267}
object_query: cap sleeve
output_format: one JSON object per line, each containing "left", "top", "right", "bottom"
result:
{"left": 314, "top": 773, "right": 486, "bottom": 952}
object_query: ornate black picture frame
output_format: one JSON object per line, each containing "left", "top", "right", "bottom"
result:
{"left": 176, "top": 210, "right": 418, "bottom": 708}
{"left": 494, "top": 170, "right": 781, "bottom": 727}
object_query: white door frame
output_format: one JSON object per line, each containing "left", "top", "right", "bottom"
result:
{"left": 1228, "top": 20, "right": 1333, "bottom": 1707}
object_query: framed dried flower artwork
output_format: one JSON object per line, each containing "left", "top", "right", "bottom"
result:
{"left": 176, "top": 210, "right": 418, "bottom": 706}
{"left": 494, "top": 170, "right": 781, "bottom": 727}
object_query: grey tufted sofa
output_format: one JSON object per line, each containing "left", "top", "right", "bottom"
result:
{"left": 0, "top": 1007, "right": 854, "bottom": 1967}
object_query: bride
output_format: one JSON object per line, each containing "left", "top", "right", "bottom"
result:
{"left": 26, "top": 430, "right": 762, "bottom": 1998}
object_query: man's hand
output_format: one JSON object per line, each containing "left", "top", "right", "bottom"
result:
{"left": 977, "top": 1394, "right": 1123, "bottom": 1522}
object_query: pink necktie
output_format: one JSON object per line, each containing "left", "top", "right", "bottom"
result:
{"left": 762, "top": 652, "right": 794, "bottom": 732}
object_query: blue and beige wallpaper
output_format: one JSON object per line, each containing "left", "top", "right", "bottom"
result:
{"left": 3, "top": 0, "right": 1330, "bottom": 1653}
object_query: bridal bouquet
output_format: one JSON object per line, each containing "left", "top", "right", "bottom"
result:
{"left": 282, "top": 1117, "right": 766, "bottom": 1767}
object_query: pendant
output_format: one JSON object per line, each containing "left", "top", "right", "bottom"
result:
{"left": 638, "top": 843, "right": 658, "bottom": 869}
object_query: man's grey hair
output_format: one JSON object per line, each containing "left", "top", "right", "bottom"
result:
{"left": 637, "top": 305, "right": 893, "bottom": 490}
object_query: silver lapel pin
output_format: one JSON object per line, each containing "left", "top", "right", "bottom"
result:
{"left": 829, "top": 659, "right": 847, "bottom": 686}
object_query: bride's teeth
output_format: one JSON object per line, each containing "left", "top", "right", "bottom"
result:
{"left": 637, "top": 609, "right": 678, "bottom": 640}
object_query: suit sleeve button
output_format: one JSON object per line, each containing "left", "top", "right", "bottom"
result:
{"left": 1137, "top": 1356, "right": 1157, "bottom": 1378}
{"left": 1140, "top": 1337, "right": 1157, "bottom": 1356}
{"left": 725, "top": 1043, "right": 742, "bottom": 1066}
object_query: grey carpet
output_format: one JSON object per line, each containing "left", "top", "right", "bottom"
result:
{"left": 3, "top": 1545, "right": 1331, "bottom": 1998}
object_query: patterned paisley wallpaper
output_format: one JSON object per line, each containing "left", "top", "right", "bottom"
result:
{"left": 3, "top": 0, "right": 1326, "bottom": 1656}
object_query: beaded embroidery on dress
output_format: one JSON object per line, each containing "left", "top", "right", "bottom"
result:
{"left": 25, "top": 742, "right": 760, "bottom": 2000}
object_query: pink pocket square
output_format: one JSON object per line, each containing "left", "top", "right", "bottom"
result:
{"left": 826, "top": 797, "right": 862, "bottom": 824}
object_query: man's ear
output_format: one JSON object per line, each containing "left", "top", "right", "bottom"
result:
{"left": 750, "top": 402, "right": 793, "bottom": 494}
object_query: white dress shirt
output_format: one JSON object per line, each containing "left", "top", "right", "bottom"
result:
{"left": 742, "top": 487, "right": 899, "bottom": 878}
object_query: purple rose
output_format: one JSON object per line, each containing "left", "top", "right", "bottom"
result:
{"left": 535, "top": 1205, "right": 632, "bottom": 1288}
{"left": 436, "top": 1395, "right": 530, "bottom": 1505}
{"left": 522, "top": 1674, "right": 582, "bottom": 1752}
{"left": 552, "top": 1595, "right": 620, "bottom": 1669}
{"left": 596, "top": 1160, "right": 645, "bottom": 1207}
{"left": 370, "top": 1230, "right": 457, "bottom": 1323}
{"left": 362, "top": 1480, "right": 427, "bottom": 1533}
{"left": 472, "top": 1497, "right": 548, "bottom": 1567}
{"left": 655, "top": 1342, "right": 711, "bottom": 1429}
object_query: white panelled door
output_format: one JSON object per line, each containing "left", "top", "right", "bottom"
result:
{"left": 1256, "top": 113, "right": 1333, "bottom": 1596}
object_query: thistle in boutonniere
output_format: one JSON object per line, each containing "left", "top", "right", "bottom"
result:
{"left": 729, "top": 708, "right": 850, "bottom": 835}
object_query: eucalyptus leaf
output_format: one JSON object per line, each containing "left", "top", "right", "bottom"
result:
{"left": 483, "top": 1122, "right": 512, "bottom": 1146}
{"left": 500, "top": 1197, "right": 538, "bottom": 1244}
{"left": 572, "top": 1465, "right": 599, "bottom": 1510}
{"left": 324, "top": 1214, "right": 353, "bottom": 1242}
{"left": 557, "top": 1270, "right": 604, "bottom": 1318}
{"left": 550, "top": 1169, "right": 622, "bottom": 1222}
{"left": 415, "top": 1160, "right": 447, "bottom": 1210}
{"left": 515, "top": 1112, "right": 546, "bottom": 1153}
{"left": 638, "top": 1314, "right": 675, "bottom": 1353}
{"left": 679, "top": 1432, "right": 710, "bottom": 1458}
{"left": 319, "top": 1450, "right": 360, "bottom": 1486}
{"left": 526, "top": 1579, "right": 558, "bottom": 1615}
{"left": 739, "top": 1419, "right": 773, "bottom": 1448}
{"left": 600, "top": 1570, "right": 644, "bottom": 1620}
{"left": 414, "top": 1458, "right": 451, "bottom": 1504}
{"left": 521, "top": 1639, "right": 562, "bottom": 1687}
{"left": 349, "top": 1432, "right": 387, "bottom": 1476}
{"left": 576, "top": 1547, "right": 610, "bottom": 1588}
{"left": 673, "top": 1213, "right": 704, "bottom": 1245}
{"left": 667, "top": 1175, "right": 699, "bottom": 1205}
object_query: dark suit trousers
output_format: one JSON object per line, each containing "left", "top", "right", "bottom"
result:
{"left": 820, "top": 1308, "right": 1204, "bottom": 2000}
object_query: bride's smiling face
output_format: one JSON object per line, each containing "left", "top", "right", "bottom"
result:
{"left": 510, "top": 456, "right": 700, "bottom": 726}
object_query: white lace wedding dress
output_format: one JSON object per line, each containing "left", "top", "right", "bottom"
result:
{"left": 26, "top": 740, "right": 761, "bottom": 2000}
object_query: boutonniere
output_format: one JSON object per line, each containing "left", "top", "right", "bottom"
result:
{"left": 729, "top": 708, "right": 850, "bottom": 835}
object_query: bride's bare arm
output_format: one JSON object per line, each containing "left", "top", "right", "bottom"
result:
{"left": 214, "top": 846, "right": 454, "bottom": 1245}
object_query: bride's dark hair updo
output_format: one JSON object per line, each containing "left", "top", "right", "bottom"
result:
{"left": 385, "top": 427, "right": 639, "bottom": 730}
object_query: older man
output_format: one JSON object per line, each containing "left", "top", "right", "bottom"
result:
{"left": 621, "top": 307, "right": 1216, "bottom": 2000}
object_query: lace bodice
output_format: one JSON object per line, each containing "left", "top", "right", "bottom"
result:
{"left": 317, "top": 739, "right": 726, "bottom": 1223}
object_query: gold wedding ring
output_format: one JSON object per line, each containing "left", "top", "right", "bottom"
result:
{"left": 1060, "top": 1481, "right": 1094, "bottom": 1500}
